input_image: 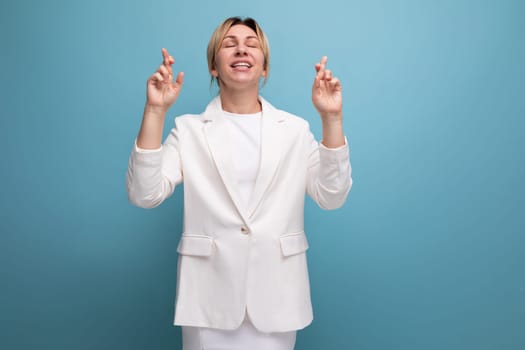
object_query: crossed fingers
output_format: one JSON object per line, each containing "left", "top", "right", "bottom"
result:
{"left": 152, "top": 48, "right": 175, "bottom": 84}
{"left": 314, "top": 56, "right": 341, "bottom": 89}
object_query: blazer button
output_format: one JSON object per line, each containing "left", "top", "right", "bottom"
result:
{"left": 240, "top": 226, "right": 250, "bottom": 234}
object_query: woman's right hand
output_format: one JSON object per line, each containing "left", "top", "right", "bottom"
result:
{"left": 146, "top": 48, "right": 184, "bottom": 112}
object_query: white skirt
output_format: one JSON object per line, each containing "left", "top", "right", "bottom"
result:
{"left": 182, "top": 314, "right": 297, "bottom": 350}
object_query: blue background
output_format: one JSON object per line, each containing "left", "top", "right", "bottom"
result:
{"left": 1, "top": 0, "right": 524, "bottom": 349}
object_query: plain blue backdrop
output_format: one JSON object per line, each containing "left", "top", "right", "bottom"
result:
{"left": 1, "top": 0, "right": 524, "bottom": 349}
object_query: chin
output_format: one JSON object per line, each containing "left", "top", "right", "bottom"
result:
{"left": 222, "top": 79, "right": 260, "bottom": 90}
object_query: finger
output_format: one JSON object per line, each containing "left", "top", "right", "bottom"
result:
{"left": 314, "top": 74, "right": 321, "bottom": 89}
{"left": 317, "top": 56, "right": 328, "bottom": 75}
{"left": 161, "top": 48, "right": 173, "bottom": 75}
{"left": 324, "top": 78, "right": 342, "bottom": 94}
{"left": 161, "top": 48, "right": 170, "bottom": 62}
{"left": 319, "top": 56, "right": 328, "bottom": 71}
{"left": 175, "top": 71, "right": 184, "bottom": 84}
{"left": 324, "top": 69, "right": 332, "bottom": 81}
{"left": 316, "top": 56, "right": 328, "bottom": 82}
{"left": 149, "top": 72, "right": 164, "bottom": 83}
{"left": 158, "top": 64, "right": 170, "bottom": 82}
{"left": 330, "top": 77, "right": 341, "bottom": 89}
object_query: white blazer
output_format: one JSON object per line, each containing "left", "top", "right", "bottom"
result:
{"left": 126, "top": 96, "right": 352, "bottom": 332}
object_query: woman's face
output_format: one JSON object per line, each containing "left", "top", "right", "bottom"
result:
{"left": 211, "top": 24, "right": 267, "bottom": 90}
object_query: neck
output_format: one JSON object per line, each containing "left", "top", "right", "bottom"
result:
{"left": 219, "top": 86, "right": 261, "bottom": 114}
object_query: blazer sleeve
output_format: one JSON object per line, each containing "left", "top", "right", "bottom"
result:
{"left": 126, "top": 125, "right": 183, "bottom": 208}
{"left": 305, "top": 128, "right": 352, "bottom": 210}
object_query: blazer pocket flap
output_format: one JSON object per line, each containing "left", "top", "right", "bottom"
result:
{"left": 177, "top": 235, "right": 214, "bottom": 257}
{"left": 280, "top": 232, "right": 309, "bottom": 257}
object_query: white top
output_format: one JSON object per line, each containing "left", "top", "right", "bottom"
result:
{"left": 222, "top": 110, "right": 262, "bottom": 208}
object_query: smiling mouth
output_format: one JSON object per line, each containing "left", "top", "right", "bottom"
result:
{"left": 231, "top": 62, "right": 252, "bottom": 68}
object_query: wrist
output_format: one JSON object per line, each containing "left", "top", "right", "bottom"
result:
{"left": 319, "top": 111, "right": 343, "bottom": 123}
{"left": 321, "top": 115, "right": 343, "bottom": 128}
{"left": 321, "top": 131, "right": 345, "bottom": 148}
{"left": 144, "top": 103, "right": 169, "bottom": 117}
{"left": 321, "top": 115, "right": 345, "bottom": 148}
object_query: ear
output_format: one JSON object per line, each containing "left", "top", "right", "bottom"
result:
{"left": 211, "top": 68, "right": 219, "bottom": 77}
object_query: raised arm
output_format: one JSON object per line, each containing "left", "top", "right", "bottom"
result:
{"left": 137, "top": 48, "right": 184, "bottom": 149}
{"left": 307, "top": 56, "right": 351, "bottom": 209}
{"left": 127, "top": 49, "right": 185, "bottom": 208}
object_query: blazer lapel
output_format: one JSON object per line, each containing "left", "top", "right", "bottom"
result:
{"left": 203, "top": 97, "right": 250, "bottom": 223}
{"left": 247, "top": 98, "right": 285, "bottom": 217}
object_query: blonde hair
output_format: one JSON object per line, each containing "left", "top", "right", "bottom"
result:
{"left": 207, "top": 17, "right": 270, "bottom": 87}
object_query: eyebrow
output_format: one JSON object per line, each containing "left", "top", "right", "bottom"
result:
{"left": 223, "top": 35, "right": 259, "bottom": 41}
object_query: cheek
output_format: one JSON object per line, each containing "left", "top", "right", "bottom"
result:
{"left": 212, "top": 56, "right": 226, "bottom": 76}
{"left": 214, "top": 52, "right": 227, "bottom": 67}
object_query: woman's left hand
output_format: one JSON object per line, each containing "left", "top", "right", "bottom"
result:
{"left": 312, "top": 56, "right": 343, "bottom": 122}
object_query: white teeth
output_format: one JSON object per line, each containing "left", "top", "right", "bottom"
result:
{"left": 232, "top": 62, "right": 251, "bottom": 67}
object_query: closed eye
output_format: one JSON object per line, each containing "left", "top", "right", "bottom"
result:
{"left": 222, "top": 39, "right": 237, "bottom": 48}
{"left": 246, "top": 40, "right": 260, "bottom": 48}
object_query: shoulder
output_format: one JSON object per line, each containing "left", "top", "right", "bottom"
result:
{"left": 165, "top": 114, "right": 205, "bottom": 143}
{"left": 173, "top": 113, "right": 204, "bottom": 127}
{"left": 278, "top": 109, "right": 310, "bottom": 129}
{"left": 261, "top": 97, "right": 310, "bottom": 130}
{"left": 173, "top": 96, "right": 222, "bottom": 128}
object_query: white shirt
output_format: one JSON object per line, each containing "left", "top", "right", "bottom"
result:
{"left": 222, "top": 110, "right": 262, "bottom": 208}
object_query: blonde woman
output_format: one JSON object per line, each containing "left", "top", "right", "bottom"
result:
{"left": 127, "top": 16, "right": 352, "bottom": 350}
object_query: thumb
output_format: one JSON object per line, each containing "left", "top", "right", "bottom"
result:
{"left": 176, "top": 71, "right": 184, "bottom": 85}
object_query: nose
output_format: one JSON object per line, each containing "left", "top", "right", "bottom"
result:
{"left": 235, "top": 45, "right": 247, "bottom": 55}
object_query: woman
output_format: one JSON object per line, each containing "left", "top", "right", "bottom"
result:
{"left": 127, "top": 17, "right": 352, "bottom": 350}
